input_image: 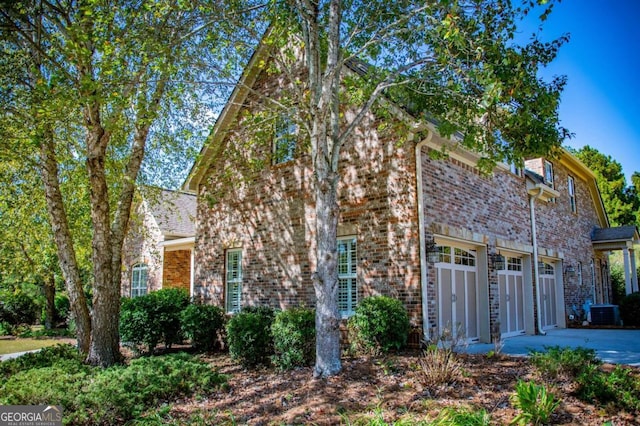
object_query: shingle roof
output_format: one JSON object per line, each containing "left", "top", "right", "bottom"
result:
{"left": 591, "top": 225, "right": 639, "bottom": 242}
{"left": 146, "top": 189, "right": 196, "bottom": 237}
{"left": 524, "top": 169, "right": 544, "bottom": 185}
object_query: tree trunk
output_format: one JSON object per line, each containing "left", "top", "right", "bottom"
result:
{"left": 312, "top": 132, "right": 342, "bottom": 377}
{"left": 44, "top": 273, "right": 56, "bottom": 330}
{"left": 39, "top": 131, "right": 92, "bottom": 353}
{"left": 85, "top": 151, "right": 122, "bottom": 366}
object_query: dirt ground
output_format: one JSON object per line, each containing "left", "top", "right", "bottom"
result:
{"left": 164, "top": 351, "right": 640, "bottom": 425}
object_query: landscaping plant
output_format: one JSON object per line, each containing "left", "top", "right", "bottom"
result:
{"left": 271, "top": 307, "right": 315, "bottom": 370}
{"left": 226, "top": 306, "right": 276, "bottom": 367}
{"left": 509, "top": 380, "right": 560, "bottom": 426}
{"left": 181, "top": 303, "right": 226, "bottom": 352}
{"left": 347, "top": 296, "right": 409, "bottom": 355}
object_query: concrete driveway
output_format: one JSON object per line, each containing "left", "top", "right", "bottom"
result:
{"left": 463, "top": 328, "right": 640, "bottom": 366}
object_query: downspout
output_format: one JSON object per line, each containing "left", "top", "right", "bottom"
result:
{"left": 415, "top": 130, "right": 434, "bottom": 342}
{"left": 529, "top": 188, "right": 546, "bottom": 335}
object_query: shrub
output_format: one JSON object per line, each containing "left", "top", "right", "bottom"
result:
{"left": 226, "top": 306, "right": 276, "bottom": 367}
{"left": 76, "top": 353, "right": 227, "bottom": 425}
{"left": 0, "top": 361, "right": 91, "bottom": 410}
{"left": 271, "top": 308, "right": 315, "bottom": 370}
{"left": 529, "top": 346, "right": 600, "bottom": 380}
{"left": 181, "top": 304, "right": 226, "bottom": 351}
{"left": 0, "top": 344, "right": 84, "bottom": 382}
{"left": 120, "top": 288, "right": 189, "bottom": 354}
{"left": 0, "top": 321, "right": 12, "bottom": 336}
{"left": 0, "top": 350, "right": 227, "bottom": 426}
{"left": 619, "top": 292, "right": 640, "bottom": 327}
{"left": 510, "top": 380, "right": 560, "bottom": 426}
{"left": 576, "top": 364, "right": 640, "bottom": 412}
{"left": 0, "top": 291, "right": 40, "bottom": 325}
{"left": 348, "top": 296, "right": 409, "bottom": 354}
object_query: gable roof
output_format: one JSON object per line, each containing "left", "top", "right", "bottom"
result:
{"left": 145, "top": 189, "right": 196, "bottom": 237}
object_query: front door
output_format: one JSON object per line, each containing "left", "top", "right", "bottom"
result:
{"left": 436, "top": 246, "right": 479, "bottom": 340}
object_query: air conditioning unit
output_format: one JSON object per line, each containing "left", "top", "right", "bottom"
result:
{"left": 589, "top": 304, "right": 621, "bottom": 326}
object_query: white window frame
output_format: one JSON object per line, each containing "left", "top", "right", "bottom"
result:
{"left": 225, "top": 249, "right": 243, "bottom": 314}
{"left": 577, "top": 261, "right": 583, "bottom": 286}
{"left": 273, "top": 116, "right": 297, "bottom": 164}
{"left": 338, "top": 236, "right": 357, "bottom": 317}
{"left": 544, "top": 160, "right": 554, "bottom": 188}
{"left": 131, "top": 263, "right": 148, "bottom": 298}
{"left": 568, "top": 176, "right": 577, "bottom": 213}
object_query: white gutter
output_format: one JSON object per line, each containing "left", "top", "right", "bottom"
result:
{"left": 529, "top": 187, "right": 546, "bottom": 335}
{"left": 415, "top": 130, "right": 434, "bottom": 341}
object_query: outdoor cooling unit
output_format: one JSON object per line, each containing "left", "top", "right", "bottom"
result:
{"left": 589, "top": 304, "right": 621, "bottom": 326}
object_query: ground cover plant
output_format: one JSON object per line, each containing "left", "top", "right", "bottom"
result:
{"left": 0, "top": 344, "right": 227, "bottom": 425}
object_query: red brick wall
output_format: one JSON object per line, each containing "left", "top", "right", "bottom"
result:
{"left": 195, "top": 68, "right": 423, "bottom": 323}
{"left": 163, "top": 250, "right": 191, "bottom": 293}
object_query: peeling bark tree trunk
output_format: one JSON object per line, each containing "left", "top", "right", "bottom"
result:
{"left": 40, "top": 132, "right": 91, "bottom": 353}
{"left": 85, "top": 122, "right": 122, "bottom": 367}
{"left": 313, "top": 167, "right": 342, "bottom": 377}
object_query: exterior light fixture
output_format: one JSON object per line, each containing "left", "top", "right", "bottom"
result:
{"left": 426, "top": 236, "right": 439, "bottom": 263}
{"left": 491, "top": 253, "right": 505, "bottom": 270}
{"left": 564, "top": 264, "right": 576, "bottom": 276}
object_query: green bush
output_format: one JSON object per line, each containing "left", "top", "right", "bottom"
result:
{"left": 181, "top": 304, "right": 226, "bottom": 351}
{"left": 576, "top": 364, "right": 640, "bottom": 412}
{"left": 348, "top": 296, "right": 409, "bottom": 354}
{"left": 0, "top": 291, "right": 40, "bottom": 325}
{"left": 0, "top": 344, "right": 84, "bottom": 383}
{"left": 431, "top": 406, "right": 491, "bottom": 426}
{"left": 226, "top": 306, "right": 276, "bottom": 367}
{"left": 529, "top": 346, "right": 600, "bottom": 380}
{"left": 120, "top": 288, "right": 189, "bottom": 354}
{"left": 619, "top": 292, "right": 640, "bottom": 327}
{"left": 75, "top": 353, "right": 227, "bottom": 425}
{"left": 0, "top": 321, "right": 12, "bottom": 336}
{"left": 0, "top": 349, "right": 227, "bottom": 426}
{"left": 271, "top": 308, "right": 315, "bottom": 370}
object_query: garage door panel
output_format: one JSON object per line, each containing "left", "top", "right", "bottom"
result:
{"left": 515, "top": 275, "right": 524, "bottom": 331}
{"left": 440, "top": 269, "right": 453, "bottom": 328}
{"left": 466, "top": 271, "right": 478, "bottom": 338}
{"left": 499, "top": 275, "right": 508, "bottom": 334}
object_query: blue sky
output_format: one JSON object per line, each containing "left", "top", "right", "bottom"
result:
{"left": 531, "top": 0, "right": 640, "bottom": 183}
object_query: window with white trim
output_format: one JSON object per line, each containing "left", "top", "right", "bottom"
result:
{"left": 568, "top": 176, "right": 577, "bottom": 213}
{"left": 338, "top": 236, "right": 357, "bottom": 316}
{"left": 577, "top": 261, "right": 583, "bottom": 286}
{"left": 131, "top": 263, "right": 148, "bottom": 298}
{"left": 273, "top": 116, "right": 297, "bottom": 164}
{"left": 544, "top": 160, "right": 554, "bottom": 188}
{"left": 225, "top": 249, "right": 243, "bottom": 313}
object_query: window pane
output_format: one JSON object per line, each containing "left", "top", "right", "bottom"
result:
{"left": 226, "top": 250, "right": 242, "bottom": 313}
{"left": 338, "top": 237, "right": 356, "bottom": 315}
{"left": 274, "top": 116, "right": 297, "bottom": 164}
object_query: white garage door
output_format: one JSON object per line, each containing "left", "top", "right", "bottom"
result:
{"left": 498, "top": 256, "right": 525, "bottom": 338}
{"left": 436, "top": 246, "right": 479, "bottom": 341}
{"left": 539, "top": 262, "right": 557, "bottom": 329}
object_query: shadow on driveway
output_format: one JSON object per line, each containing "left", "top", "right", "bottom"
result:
{"left": 463, "top": 328, "right": 640, "bottom": 366}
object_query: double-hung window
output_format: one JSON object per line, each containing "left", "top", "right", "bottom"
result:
{"left": 544, "top": 160, "right": 554, "bottom": 188}
{"left": 568, "top": 176, "right": 577, "bottom": 213}
{"left": 273, "top": 116, "right": 297, "bottom": 164}
{"left": 337, "top": 236, "right": 357, "bottom": 317}
{"left": 131, "top": 263, "right": 148, "bottom": 298}
{"left": 225, "top": 249, "right": 243, "bottom": 313}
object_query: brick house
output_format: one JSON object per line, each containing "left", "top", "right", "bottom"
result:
{"left": 183, "top": 40, "right": 639, "bottom": 342}
{"left": 121, "top": 189, "right": 196, "bottom": 298}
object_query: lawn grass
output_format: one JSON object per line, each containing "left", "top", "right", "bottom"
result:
{"left": 0, "top": 338, "right": 74, "bottom": 355}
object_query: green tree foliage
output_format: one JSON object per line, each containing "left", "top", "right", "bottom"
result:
{"left": 572, "top": 145, "right": 640, "bottom": 226}
{"left": 0, "top": 0, "right": 233, "bottom": 365}
{"left": 217, "top": 0, "right": 569, "bottom": 377}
